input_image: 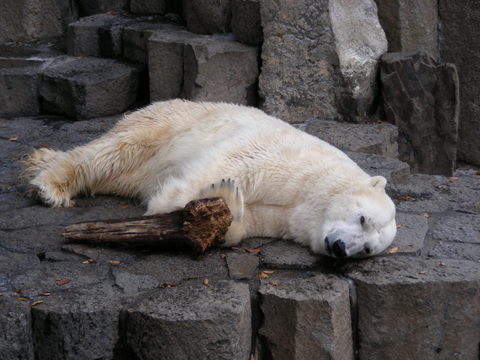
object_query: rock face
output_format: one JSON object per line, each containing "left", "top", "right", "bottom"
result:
{"left": 345, "top": 257, "right": 480, "bottom": 360}
{"left": 148, "top": 30, "right": 259, "bottom": 105}
{"left": 381, "top": 51, "right": 459, "bottom": 175}
{"left": 375, "top": 0, "right": 439, "bottom": 59}
{"left": 182, "top": 0, "right": 231, "bottom": 34}
{"left": 40, "top": 57, "right": 140, "bottom": 119}
{"left": 259, "top": 0, "right": 387, "bottom": 123}
{"left": 439, "top": 1, "right": 480, "bottom": 166}
{"left": 125, "top": 281, "right": 251, "bottom": 360}
{"left": 259, "top": 274, "right": 353, "bottom": 360}
{"left": 231, "top": 0, "right": 262, "bottom": 45}
{"left": 0, "top": 0, "right": 79, "bottom": 42}
{"left": 77, "top": 0, "right": 128, "bottom": 16}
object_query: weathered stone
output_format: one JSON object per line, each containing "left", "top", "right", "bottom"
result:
{"left": 126, "top": 281, "right": 251, "bottom": 360}
{"left": 440, "top": 1, "right": 480, "bottom": 165}
{"left": 375, "top": 0, "right": 439, "bottom": 59}
{"left": 40, "top": 57, "right": 140, "bottom": 119}
{"left": 391, "top": 212, "right": 429, "bottom": 253}
{"left": 0, "top": 0, "right": 79, "bottom": 42}
{"left": 123, "top": 21, "right": 178, "bottom": 64}
{"left": 261, "top": 240, "right": 318, "bottom": 269}
{"left": 31, "top": 292, "right": 123, "bottom": 360}
{"left": 130, "top": 0, "right": 166, "bottom": 14}
{"left": 347, "top": 152, "right": 411, "bottom": 184}
{"left": 430, "top": 212, "right": 480, "bottom": 244}
{"left": 260, "top": 0, "right": 386, "bottom": 123}
{"left": 77, "top": 0, "right": 128, "bottom": 16}
{"left": 148, "top": 29, "right": 259, "bottom": 105}
{"left": 0, "top": 60, "right": 43, "bottom": 117}
{"left": 428, "top": 242, "right": 480, "bottom": 262}
{"left": 67, "top": 14, "right": 139, "bottom": 58}
{"left": 182, "top": 0, "right": 231, "bottom": 34}
{"left": 450, "top": 170, "right": 480, "bottom": 214}
{"left": 226, "top": 252, "right": 259, "bottom": 280}
{"left": 231, "top": 0, "right": 262, "bottom": 45}
{"left": 345, "top": 257, "right": 480, "bottom": 359}
{"left": 0, "top": 296, "right": 34, "bottom": 360}
{"left": 259, "top": 274, "right": 353, "bottom": 360}
{"left": 302, "top": 119, "right": 398, "bottom": 158}
{"left": 381, "top": 51, "right": 460, "bottom": 175}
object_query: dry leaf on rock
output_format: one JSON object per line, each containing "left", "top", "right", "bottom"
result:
{"left": 108, "top": 260, "right": 121, "bottom": 265}
{"left": 55, "top": 279, "right": 71, "bottom": 286}
{"left": 31, "top": 300, "right": 44, "bottom": 307}
{"left": 388, "top": 247, "right": 399, "bottom": 254}
{"left": 245, "top": 248, "right": 262, "bottom": 253}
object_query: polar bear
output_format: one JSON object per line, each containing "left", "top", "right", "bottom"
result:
{"left": 24, "top": 100, "right": 396, "bottom": 258}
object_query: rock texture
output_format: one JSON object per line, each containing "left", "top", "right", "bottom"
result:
{"left": 259, "top": 274, "right": 353, "bottom": 360}
{"left": 231, "top": 0, "right": 262, "bottom": 45}
{"left": 148, "top": 29, "right": 259, "bottom": 105}
{"left": 375, "top": 0, "right": 439, "bottom": 59}
{"left": 259, "top": 0, "right": 386, "bottom": 123}
{"left": 0, "top": 0, "right": 79, "bottom": 42}
{"left": 381, "top": 51, "right": 459, "bottom": 175}
{"left": 182, "top": 0, "right": 231, "bottom": 34}
{"left": 40, "top": 57, "right": 140, "bottom": 119}
{"left": 77, "top": 0, "right": 128, "bottom": 16}
{"left": 439, "top": 1, "right": 480, "bottom": 166}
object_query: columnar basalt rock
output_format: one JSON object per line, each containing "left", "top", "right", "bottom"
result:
{"left": 40, "top": 57, "right": 140, "bottom": 119}
{"left": 259, "top": 0, "right": 387, "bottom": 123}
{"left": 77, "top": 0, "right": 128, "bottom": 16}
{"left": 439, "top": 1, "right": 480, "bottom": 166}
{"left": 381, "top": 51, "right": 459, "bottom": 175}
{"left": 344, "top": 257, "right": 480, "bottom": 360}
{"left": 182, "top": 0, "right": 231, "bottom": 34}
{"left": 374, "top": 0, "right": 439, "bottom": 59}
{"left": 0, "top": 0, "right": 79, "bottom": 42}
{"left": 259, "top": 274, "right": 353, "bottom": 360}
{"left": 125, "top": 282, "right": 251, "bottom": 360}
{"left": 148, "top": 29, "right": 259, "bottom": 105}
{"left": 231, "top": 0, "right": 263, "bottom": 46}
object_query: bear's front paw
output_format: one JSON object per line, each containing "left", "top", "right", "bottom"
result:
{"left": 29, "top": 172, "right": 75, "bottom": 208}
{"left": 201, "top": 178, "right": 244, "bottom": 221}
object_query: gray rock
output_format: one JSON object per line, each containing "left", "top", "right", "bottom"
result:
{"left": 391, "top": 212, "right": 429, "bottom": 253}
{"left": 125, "top": 281, "right": 251, "bottom": 360}
{"left": 259, "top": 274, "right": 353, "bottom": 360}
{"left": 0, "top": 296, "right": 34, "bottom": 360}
{"left": 430, "top": 212, "right": 480, "bottom": 244}
{"left": 347, "top": 152, "right": 411, "bottom": 184}
{"left": 123, "top": 21, "right": 179, "bottom": 64}
{"left": 428, "top": 241, "right": 480, "bottom": 262}
{"left": 375, "top": 0, "right": 439, "bottom": 59}
{"left": 261, "top": 240, "right": 319, "bottom": 269}
{"left": 182, "top": 0, "right": 231, "bottom": 34}
{"left": 40, "top": 57, "right": 140, "bottom": 119}
{"left": 0, "top": 0, "right": 79, "bottom": 42}
{"left": 381, "top": 51, "right": 460, "bottom": 175}
{"left": 259, "top": 0, "right": 386, "bottom": 123}
{"left": 130, "top": 0, "right": 166, "bottom": 14}
{"left": 345, "top": 257, "right": 480, "bottom": 359}
{"left": 226, "top": 252, "right": 259, "bottom": 280}
{"left": 148, "top": 29, "right": 259, "bottom": 105}
{"left": 303, "top": 119, "right": 398, "bottom": 158}
{"left": 449, "top": 171, "right": 480, "bottom": 214}
{"left": 231, "top": 0, "right": 262, "bottom": 45}
{"left": 67, "top": 14, "right": 139, "bottom": 58}
{"left": 77, "top": 0, "right": 128, "bottom": 16}
{"left": 439, "top": 1, "right": 480, "bottom": 165}
{"left": 31, "top": 292, "right": 123, "bottom": 360}
{"left": 0, "top": 59, "right": 43, "bottom": 117}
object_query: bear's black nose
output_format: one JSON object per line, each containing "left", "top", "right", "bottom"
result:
{"left": 332, "top": 240, "right": 347, "bottom": 258}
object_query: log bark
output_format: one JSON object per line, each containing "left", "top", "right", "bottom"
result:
{"left": 62, "top": 198, "right": 233, "bottom": 256}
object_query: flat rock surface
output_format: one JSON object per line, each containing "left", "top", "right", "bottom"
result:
{"left": 1, "top": 113, "right": 479, "bottom": 359}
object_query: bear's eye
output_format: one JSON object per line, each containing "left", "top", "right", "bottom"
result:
{"left": 360, "top": 216, "right": 366, "bottom": 226}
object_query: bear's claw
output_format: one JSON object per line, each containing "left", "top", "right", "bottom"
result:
{"left": 202, "top": 178, "right": 244, "bottom": 221}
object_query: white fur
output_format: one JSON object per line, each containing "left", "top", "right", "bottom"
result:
{"left": 25, "top": 100, "right": 396, "bottom": 257}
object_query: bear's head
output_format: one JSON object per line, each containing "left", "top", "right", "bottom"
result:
{"left": 309, "top": 176, "right": 396, "bottom": 258}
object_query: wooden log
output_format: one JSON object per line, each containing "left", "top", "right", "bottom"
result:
{"left": 62, "top": 197, "right": 233, "bottom": 256}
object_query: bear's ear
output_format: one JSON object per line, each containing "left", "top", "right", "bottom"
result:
{"left": 370, "top": 176, "right": 387, "bottom": 190}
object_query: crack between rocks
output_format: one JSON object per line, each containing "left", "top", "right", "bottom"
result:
{"left": 346, "top": 277, "right": 360, "bottom": 360}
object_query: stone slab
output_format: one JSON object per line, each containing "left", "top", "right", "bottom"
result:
{"left": 347, "top": 151, "right": 411, "bottom": 184}
{"left": 259, "top": 274, "right": 353, "bottom": 360}
{"left": 40, "top": 57, "right": 140, "bottom": 119}
{"left": 391, "top": 212, "right": 429, "bottom": 254}
{"left": 430, "top": 212, "right": 480, "bottom": 244}
{"left": 226, "top": 252, "right": 260, "bottom": 280}
{"left": 375, "top": 0, "right": 439, "bottom": 59}
{"left": 130, "top": 0, "right": 166, "bottom": 14}
{"left": 148, "top": 29, "right": 259, "bottom": 105}
{"left": 260, "top": 240, "right": 319, "bottom": 269}
{"left": 231, "top": 0, "right": 262, "bottom": 45}
{"left": 182, "top": 0, "right": 231, "bottom": 34}
{"left": 125, "top": 281, "right": 251, "bottom": 360}
{"left": 77, "top": 0, "right": 128, "bottom": 16}
{"left": 0, "top": 296, "right": 34, "bottom": 360}
{"left": 0, "top": 0, "right": 79, "bottom": 42}
{"left": 439, "top": 1, "right": 480, "bottom": 165}
{"left": 345, "top": 257, "right": 480, "bottom": 359}
{"left": 302, "top": 119, "right": 398, "bottom": 158}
